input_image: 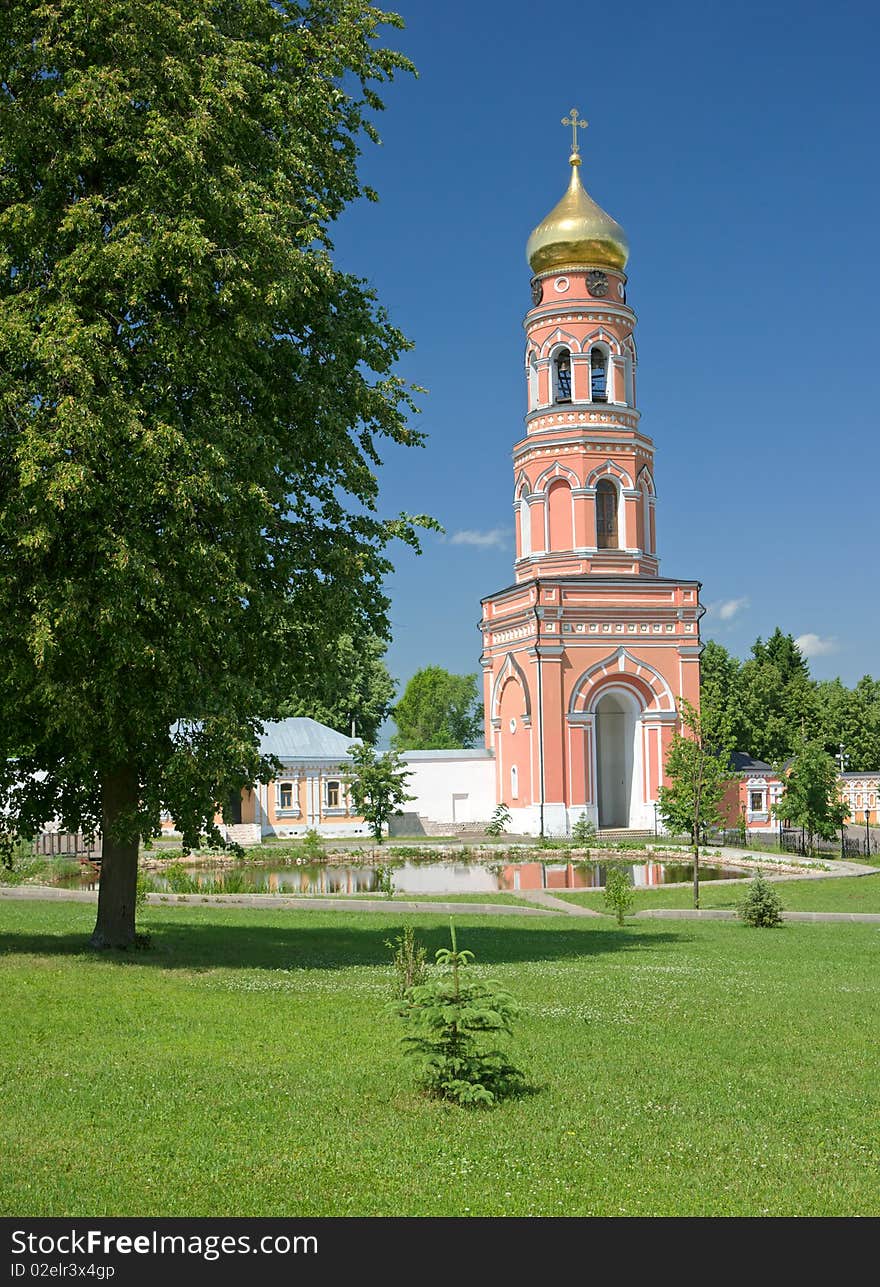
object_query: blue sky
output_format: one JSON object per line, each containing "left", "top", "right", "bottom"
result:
{"left": 330, "top": 0, "right": 879, "bottom": 700}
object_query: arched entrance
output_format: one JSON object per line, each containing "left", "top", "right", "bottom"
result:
{"left": 595, "top": 688, "right": 640, "bottom": 828}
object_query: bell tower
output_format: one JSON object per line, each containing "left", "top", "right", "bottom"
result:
{"left": 480, "top": 113, "right": 702, "bottom": 836}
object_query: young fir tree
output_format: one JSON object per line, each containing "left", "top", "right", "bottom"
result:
{"left": 0, "top": 2, "right": 433, "bottom": 947}
{"left": 658, "top": 698, "right": 735, "bottom": 909}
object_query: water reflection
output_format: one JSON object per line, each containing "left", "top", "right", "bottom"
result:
{"left": 67, "top": 857, "right": 744, "bottom": 895}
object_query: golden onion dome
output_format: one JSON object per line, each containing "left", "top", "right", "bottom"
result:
{"left": 526, "top": 153, "right": 629, "bottom": 274}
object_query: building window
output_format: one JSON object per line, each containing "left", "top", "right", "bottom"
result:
{"left": 749, "top": 791, "right": 764, "bottom": 813}
{"left": 325, "top": 780, "right": 341, "bottom": 809}
{"left": 554, "top": 350, "right": 571, "bottom": 402}
{"left": 596, "top": 478, "right": 619, "bottom": 549}
{"left": 590, "top": 347, "right": 608, "bottom": 401}
{"left": 511, "top": 765, "right": 519, "bottom": 800}
{"left": 529, "top": 354, "right": 539, "bottom": 409}
{"left": 278, "top": 781, "right": 295, "bottom": 810}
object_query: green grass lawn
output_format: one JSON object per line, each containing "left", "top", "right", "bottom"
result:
{"left": 554, "top": 873, "right": 880, "bottom": 914}
{"left": 1, "top": 899, "right": 878, "bottom": 1217}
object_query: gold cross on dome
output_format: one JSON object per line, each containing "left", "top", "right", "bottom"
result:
{"left": 562, "top": 108, "right": 588, "bottom": 156}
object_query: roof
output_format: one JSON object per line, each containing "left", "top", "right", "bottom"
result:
{"left": 841, "top": 770, "right": 880, "bottom": 779}
{"left": 729, "top": 751, "right": 776, "bottom": 774}
{"left": 257, "top": 717, "right": 359, "bottom": 762}
{"left": 401, "top": 748, "right": 494, "bottom": 762}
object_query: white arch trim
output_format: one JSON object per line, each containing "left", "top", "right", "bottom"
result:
{"left": 491, "top": 652, "right": 532, "bottom": 721}
{"left": 636, "top": 465, "right": 656, "bottom": 496}
{"left": 540, "top": 330, "right": 581, "bottom": 359}
{"left": 567, "top": 647, "right": 676, "bottom": 716}
{"left": 513, "top": 469, "right": 533, "bottom": 499}
{"left": 534, "top": 461, "right": 580, "bottom": 491}
{"left": 583, "top": 329, "right": 622, "bottom": 357}
{"left": 585, "top": 460, "right": 634, "bottom": 489}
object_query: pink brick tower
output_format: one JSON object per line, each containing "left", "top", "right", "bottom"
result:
{"left": 480, "top": 112, "right": 702, "bottom": 835}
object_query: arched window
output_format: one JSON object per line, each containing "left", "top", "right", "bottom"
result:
{"left": 590, "top": 347, "right": 608, "bottom": 402}
{"left": 528, "top": 354, "right": 539, "bottom": 409}
{"left": 554, "top": 349, "right": 572, "bottom": 403}
{"left": 596, "top": 478, "right": 619, "bottom": 549}
{"left": 519, "top": 488, "right": 531, "bottom": 557}
{"left": 510, "top": 765, "right": 519, "bottom": 800}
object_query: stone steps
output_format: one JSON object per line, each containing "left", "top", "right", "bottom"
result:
{"left": 596, "top": 828, "right": 654, "bottom": 840}
{"left": 221, "top": 822, "right": 263, "bottom": 846}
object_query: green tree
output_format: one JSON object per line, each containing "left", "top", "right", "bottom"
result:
{"left": 738, "top": 629, "right": 817, "bottom": 763}
{"left": 344, "top": 742, "right": 413, "bottom": 844}
{"left": 816, "top": 675, "right": 880, "bottom": 773}
{"left": 279, "top": 632, "right": 396, "bottom": 744}
{"left": 699, "top": 639, "right": 744, "bottom": 750}
{"left": 774, "top": 739, "right": 849, "bottom": 855}
{"left": 0, "top": 2, "right": 432, "bottom": 947}
{"left": 391, "top": 667, "right": 484, "bottom": 750}
{"left": 658, "top": 698, "right": 735, "bottom": 908}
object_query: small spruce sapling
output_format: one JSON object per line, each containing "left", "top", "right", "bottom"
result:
{"left": 392, "top": 921, "right": 526, "bottom": 1106}
{"left": 571, "top": 812, "right": 596, "bottom": 846}
{"left": 736, "top": 873, "right": 784, "bottom": 927}
{"left": 604, "top": 866, "right": 635, "bottom": 925}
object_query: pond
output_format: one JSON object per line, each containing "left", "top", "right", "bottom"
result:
{"left": 66, "top": 857, "right": 748, "bottom": 895}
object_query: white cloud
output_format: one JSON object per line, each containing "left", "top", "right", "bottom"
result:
{"left": 795, "top": 633, "right": 838, "bottom": 658}
{"left": 708, "top": 596, "right": 750, "bottom": 621}
{"left": 448, "top": 528, "right": 507, "bottom": 550}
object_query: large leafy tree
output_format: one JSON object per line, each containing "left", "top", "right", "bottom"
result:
{"left": 774, "top": 739, "right": 849, "bottom": 855}
{"left": 737, "top": 629, "right": 817, "bottom": 763}
{"left": 658, "top": 699, "right": 735, "bottom": 908}
{"left": 699, "top": 639, "right": 744, "bottom": 750}
{"left": 0, "top": 2, "right": 431, "bottom": 947}
{"left": 279, "top": 632, "right": 396, "bottom": 744}
{"left": 391, "top": 667, "right": 484, "bottom": 750}
{"left": 816, "top": 675, "right": 880, "bottom": 772}
{"left": 702, "top": 627, "right": 880, "bottom": 772}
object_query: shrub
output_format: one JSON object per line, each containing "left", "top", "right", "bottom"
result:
{"left": 218, "top": 868, "right": 249, "bottom": 894}
{"left": 737, "top": 873, "right": 784, "bottom": 927}
{"left": 301, "top": 828, "right": 326, "bottom": 861}
{"left": 604, "top": 866, "right": 635, "bottom": 925}
{"left": 163, "top": 862, "right": 200, "bottom": 894}
{"left": 385, "top": 924, "right": 428, "bottom": 998}
{"left": 392, "top": 922, "right": 526, "bottom": 1107}
{"left": 571, "top": 812, "right": 596, "bottom": 845}
{"left": 484, "top": 803, "right": 512, "bottom": 837}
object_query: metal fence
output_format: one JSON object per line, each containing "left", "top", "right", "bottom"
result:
{"left": 707, "top": 825, "right": 876, "bottom": 860}
{"left": 34, "top": 832, "right": 101, "bottom": 860}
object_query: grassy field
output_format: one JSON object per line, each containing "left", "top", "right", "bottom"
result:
{"left": 555, "top": 873, "right": 880, "bottom": 914}
{"left": 1, "top": 898, "right": 878, "bottom": 1217}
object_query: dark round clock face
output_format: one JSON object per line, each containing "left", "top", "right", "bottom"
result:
{"left": 587, "top": 270, "right": 609, "bottom": 298}
{"left": 531, "top": 278, "right": 543, "bottom": 306}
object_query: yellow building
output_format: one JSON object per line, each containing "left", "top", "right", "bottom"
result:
{"left": 161, "top": 717, "right": 371, "bottom": 842}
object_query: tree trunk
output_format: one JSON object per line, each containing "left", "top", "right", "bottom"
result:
{"left": 692, "top": 825, "right": 700, "bottom": 909}
{"left": 90, "top": 762, "right": 140, "bottom": 949}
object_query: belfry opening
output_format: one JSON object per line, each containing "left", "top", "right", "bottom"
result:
{"left": 479, "top": 111, "right": 703, "bottom": 836}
